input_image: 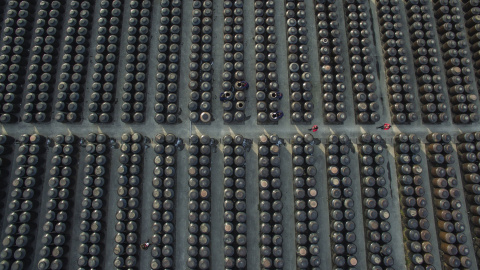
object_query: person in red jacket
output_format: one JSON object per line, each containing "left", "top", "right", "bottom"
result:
{"left": 141, "top": 239, "right": 151, "bottom": 250}
{"left": 376, "top": 123, "right": 392, "bottom": 130}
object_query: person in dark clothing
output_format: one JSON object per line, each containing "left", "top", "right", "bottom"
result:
{"left": 220, "top": 92, "right": 227, "bottom": 102}
{"left": 272, "top": 92, "right": 283, "bottom": 100}
{"left": 272, "top": 111, "right": 284, "bottom": 120}
{"left": 376, "top": 123, "right": 392, "bottom": 130}
{"left": 240, "top": 81, "right": 249, "bottom": 90}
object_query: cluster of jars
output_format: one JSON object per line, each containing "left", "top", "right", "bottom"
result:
{"left": 119, "top": 1, "right": 151, "bottom": 123}
{"left": 315, "top": 0, "right": 347, "bottom": 124}
{"left": 113, "top": 133, "right": 143, "bottom": 268}
{"left": 186, "top": 135, "right": 211, "bottom": 270}
{"left": 456, "top": 132, "right": 480, "bottom": 243}
{"left": 434, "top": 0, "right": 478, "bottom": 123}
{"left": 0, "top": 1, "right": 35, "bottom": 123}
{"left": 359, "top": 134, "right": 394, "bottom": 268}
{"left": 150, "top": 133, "right": 177, "bottom": 270}
{"left": 154, "top": 0, "right": 181, "bottom": 124}
{"left": 377, "top": 0, "right": 417, "bottom": 124}
{"left": 426, "top": 133, "right": 472, "bottom": 268}
{"left": 345, "top": 0, "right": 380, "bottom": 123}
{"left": 254, "top": 1, "right": 281, "bottom": 124}
{"left": 222, "top": 1, "right": 246, "bottom": 123}
{"left": 405, "top": 0, "right": 448, "bottom": 124}
{"left": 286, "top": 0, "right": 313, "bottom": 123}
{"left": 394, "top": 133, "right": 435, "bottom": 268}
{"left": 223, "top": 134, "right": 247, "bottom": 269}
{"left": 21, "top": 1, "right": 62, "bottom": 123}
{"left": 55, "top": 0, "right": 93, "bottom": 123}
{"left": 0, "top": 134, "right": 41, "bottom": 269}
{"left": 292, "top": 134, "right": 320, "bottom": 268}
{"left": 258, "top": 134, "right": 284, "bottom": 268}
{"left": 77, "top": 133, "right": 108, "bottom": 269}
{"left": 326, "top": 134, "right": 358, "bottom": 268}
{"left": 188, "top": 1, "right": 213, "bottom": 123}
{"left": 88, "top": 0, "right": 122, "bottom": 123}
{"left": 37, "top": 135, "right": 76, "bottom": 270}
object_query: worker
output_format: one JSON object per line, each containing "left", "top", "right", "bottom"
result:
{"left": 309, "top": 125, "right": 319, "bottom": 132}
{"left": 377, "top": 123, "right": 392, "bottom": 130}
{"left": 271, "top": 91, "right": 283, "bottom": 100}
{"left": 272, "top": 111, "right": 284, "bottom": 120}
{"left": 141, "top": 240, "right": 151, "bottom": 250}
{"left": 220, "top": 92, "right": 227, "bottom": 102}
{"left": 239, "top": 81, "right": 249, "bottom": 90}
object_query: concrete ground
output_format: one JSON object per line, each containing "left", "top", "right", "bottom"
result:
{"left": 0, "top": 0, "right": 479, "bottom": 269}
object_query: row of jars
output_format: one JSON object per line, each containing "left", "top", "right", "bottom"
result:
{"left": 292, "top": 134, "right": 320, "bottom": 269}
{"left": 345, "top": 0, "right": 380, "bottom": 123}
{"left": 0, "top": 0, "right": 35, "bottom": 123}
{"left": 224, "top": 135, "right": 247, "bottom": 269}
{"left": 0, "top": 134, "right": 42, "bottom": 269}
{"left": 188, "top": 1, "right": 213, "bottom": 123}
{"left": 119, "top": 1, "right": 151, "bottom": 123}
{"left": 377, "top": 0, "right": 418, "bottom": 124}
{"left": 426, "top": 133, "right": 473, "bottom": 268}
{"left": 150, "top": 133, "right": 178, "bottom": 270}
{"left": 22, "top": 1, "right": 63, "bottom": 123}
{"left": 77, "top": 133, "right": 108, "bottom": 268}
{"left": 155, "top": 0, "right": 181, "bottom": 124}
{"left": 258, "top": 134, "right": 284, "bottom": 269}
{"left": 187, "top": 134, "right": 211, "bottom": 270}
{"left": 113, "top": 133, "right": 143, "bottom": 268}
{"left": 88, "top": 0, "right": 123, "bottom": 123}
{"left": 405, "top": 0, "right": 449, "bottom": 124}
{"left": 394, "top": 133, "right": 435, "bottom": 268}
{"left": 0, "top": 134, "right": 8, "bottom": 266}
{"left": 433, "top": 0, "right": 479, "bottom": 124}
{"left": 286, "top": 0, "right": 314, "bottom": 123}
{"left": 456, "top": 132, "right": 480, "bottom": 257}
{"left": 254, "top": 0, "right": 281, "bottom": 123}
{"left": 0, "top": 135, "right": 8, "bottom": 174}
{"left": 326, "top": 134, "right": 358, "bottom": 268}
{"left": 315, "top": 0, "right": 348, "bottom": 123}
{"left": 464, "top": 2, "right": 480, "bottom": 122}
{"left": 222, "top": 1, "right": 246, "bottom": 123}
{"left": 359, "top": 134, "right": 394, "bottom": 268}
{"left": 38, "top": 135, "right": 76, "bottom": 270}
{"left": 56, "top": 0, "right": 93, "bottom": 122}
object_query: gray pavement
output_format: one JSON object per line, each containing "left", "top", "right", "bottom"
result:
{"left": 0, "top": 0, "right": 479, "bottom": 270}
